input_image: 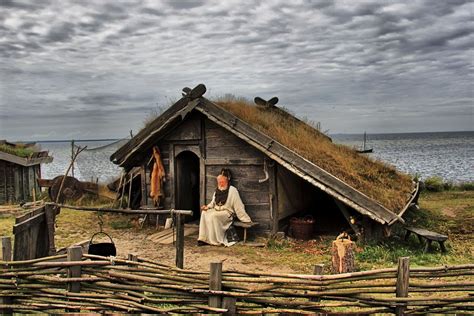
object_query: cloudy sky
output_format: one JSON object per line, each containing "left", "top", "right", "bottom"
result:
{"left": 0, "top": 0, "right": 472, "bottom": 141}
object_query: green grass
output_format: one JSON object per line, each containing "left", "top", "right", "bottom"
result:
{"left": 422, "top": 176, "right": 474, "bottom": 192}
{"left": 356, "top": 190, "right": 474, "bottom": 269}
{"left": 0, "top": 191, "right": 471, "bottom": 273}
{"left": 0, "top": 216, "right": 15, "bottom": 238}
{"left": 0, "top": 144, "right": 36, "bottom": 158}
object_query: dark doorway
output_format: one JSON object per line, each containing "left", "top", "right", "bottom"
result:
{"left": 175, "top": 151, "right": 200, "bottom": 222}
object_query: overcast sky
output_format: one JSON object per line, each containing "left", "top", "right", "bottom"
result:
{"left": 0, "top": 0, "right": 472, "bottom": 141}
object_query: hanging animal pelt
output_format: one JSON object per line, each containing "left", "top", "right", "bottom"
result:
{"left": 150, "top": 146, "right": 166, "bottom": 206}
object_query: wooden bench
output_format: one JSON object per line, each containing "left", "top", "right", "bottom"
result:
{"left": 404, "top": 226, "right": 448, "bottom": 253}
{"left": 233, "top": 221, "right": 258, "bottom": 243}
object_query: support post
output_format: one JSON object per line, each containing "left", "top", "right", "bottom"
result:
{"left": 67, "top": 246, "right": 82, "bottom": 293}
{"left": 128, "top": 253, "right": 139, "bottom": 270}
{"left": 1, "top": 237, "right": 12, "bottom": 315}
{"left": 209, "top": 261, "right": 222, "bottom": 308}
{"left": 334, "top": 200, "right": 361, "bottom": 236}
{"left": 45, "top": 204, "right": 57, "bottom": 255}
{"left": 71, "top": 140, "right": 74, "bottom": 178}
{"left": 311, "top": 264, "right": 324, "bottom": 302}
{"left": 175, "top": 214, "right": 184, "bottom": 269}
{"left": 1, "top": 237, "right": 11, "bottom": 261}
{"left": 222, "top": 297, "right": 236, "bottom": 315}
{"left": 127, "top": 173, "right": 133, "bottom": 209}
{"left": 128, "top": 253, "right": 138, "bottom": 263}
{"left": 396, "top": 257, "right": 410, "bottom": 316}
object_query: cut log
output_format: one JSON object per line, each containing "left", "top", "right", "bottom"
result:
{"left": 331, "top": 238, "right": 356, "bottom": 274}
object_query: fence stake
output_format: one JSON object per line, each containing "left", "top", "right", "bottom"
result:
{"left": 311, "top": 264, "right": 324, "bottom": 302}
{"left": 222, "top": 297, "right": 236, "bottom": 315}
{"left": 175, "top": 214, "right": 184, "bottom": 269}
{"left": 67, "top": 246, "right": 82, "bottom": 313}
{"left": 209, "top": 261, "right": 222, "bottom": 308}
{"left": 128, "top": 253, "right": 138, "bottom": 263}
{"left": 1, "top": 237, "right": 12, "bottom": 315}
{"left": 1, "top": 237, "right": 11, "bottom": 261}
{"left": 45, "top": 204, "right": 57, "bottom": 255}
{"left": 396, "top": 256, "right": 410, "bottom": 315}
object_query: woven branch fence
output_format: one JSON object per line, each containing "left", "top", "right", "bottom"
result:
{"left": 0, "top": 246, "right": 473, "bottom": 314}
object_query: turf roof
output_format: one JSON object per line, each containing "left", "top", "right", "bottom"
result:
{"left": 214, "top": 97, "right": 414, "bottom": 214}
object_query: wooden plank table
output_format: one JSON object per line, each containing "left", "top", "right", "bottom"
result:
{"left": 404, "top": 226, "right": 448, "bottom": 253}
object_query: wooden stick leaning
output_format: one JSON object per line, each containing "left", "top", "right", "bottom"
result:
{"left": 55, "top": 145, "right": 87, "bottom": 204}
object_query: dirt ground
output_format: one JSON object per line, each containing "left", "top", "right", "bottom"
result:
{"left": 1, "top": 190, "right": 472, "bottom": 273}
{"left": 56, "top": 210, "right": 334, "bottom": 273}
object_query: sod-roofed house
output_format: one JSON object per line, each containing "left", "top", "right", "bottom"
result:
{"left": 110, "top": 84, "right": 419, "bottom": 240}
{"left": 0, "top": 140, "right": 53, "bottom": 204}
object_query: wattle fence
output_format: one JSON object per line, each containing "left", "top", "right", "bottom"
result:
{"left": 0, "top": 244, "right": 473, "bottom": 315}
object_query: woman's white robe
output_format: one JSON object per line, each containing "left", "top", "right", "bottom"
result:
{"left": 198, "top": 185, "right": 251, "bottom": 246}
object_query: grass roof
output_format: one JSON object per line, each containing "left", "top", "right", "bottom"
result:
{"left": 0, "top": 144, "right": 36, "bottom": 158}
{"left": 214, "top": 97, "right": 414, "bottom": 213}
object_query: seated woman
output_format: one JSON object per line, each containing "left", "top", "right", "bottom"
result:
{"left": 198, "top": 169, "right": 252, "bottom": 246}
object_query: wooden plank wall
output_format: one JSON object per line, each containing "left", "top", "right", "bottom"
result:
{"left": 0, "top": 161, "right": 6, "bottom": 204}
{"left": 0, "top": 161, "right": 39, "bottom": 204}
{"left": 137, "top": 113, "right": 273, "bottom": 231}
{"left": 204, "top": 120, "right": 271, "bottom": 231}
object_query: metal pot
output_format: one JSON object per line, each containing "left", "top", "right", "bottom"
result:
{"left": 88, "top": 232, "right": 116, "bottom": 258}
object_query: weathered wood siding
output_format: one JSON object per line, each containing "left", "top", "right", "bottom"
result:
{"left": 0, "top": 161, "right": 41, "bottom": 205}
{"left": 143, "top": 113, "right": 202, "bottom": 210}
{"left": 204, "top": 119, "right": 271, "bottom": 231}
{"left": 138, "top": 113, "right": 273, "bottom": 231}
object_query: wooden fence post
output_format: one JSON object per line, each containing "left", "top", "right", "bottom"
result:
{"left": 175, "top": 214, "right": 184, "bottom": 269}
{"left": 396, "top": 257, "right": 410, "bottom": 315}
{"left": 67, "top": 246, "right": 82, "bottom": 313}
{"left": 1, "top": 237, "right": 11, "bottom": 261}
{"left": 311, "top": 264, "right": 324, "bottom": 302}
{"left": 1, "top": 237, "right": 12, "bottom": 315}
{"left": 45, "top": 204, "right": 57, "bottom": 255}
{"left": 128, "top": 253, "right": 138, "bottom": 263}
{"left": 209, "top": 261, "right": 222, "bottom": 308}
{"left": 222, "top": 297, "right": 236, "bottom": 315}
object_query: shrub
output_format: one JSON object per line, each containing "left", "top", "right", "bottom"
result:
{"left": 423, "top": 176, "right": 445, "bottom": 192}
{"left": 458, "top": 182, "right": 474, "bottom": 191}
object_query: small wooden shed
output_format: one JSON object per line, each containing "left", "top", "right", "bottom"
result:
{"left": 110, "top": 84, "right": 418, "bottom": 240}
{"left": 0, "top": 141, "right": 53, "bottom": 204}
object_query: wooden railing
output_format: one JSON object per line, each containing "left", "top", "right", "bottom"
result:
{"left": 0, "top": 241, "right": 472, "bottom": 314}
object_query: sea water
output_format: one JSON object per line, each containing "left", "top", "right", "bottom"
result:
{"left": 37, "top": 131, "right": 473, "bottom": 184}
{"left": 331, "top": 131, "right": 473, "bottom": 182}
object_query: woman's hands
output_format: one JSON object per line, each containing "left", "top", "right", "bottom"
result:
{"left": 200, "top": 205, "right": 208, "bottom": 211}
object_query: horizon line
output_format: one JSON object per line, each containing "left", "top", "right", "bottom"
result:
{"left": 9, "top": 129, "right": 472, "bottom": 143}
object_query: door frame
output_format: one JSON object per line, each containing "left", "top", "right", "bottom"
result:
{"left": 171, "top": 144, "right": 204, "bottom": 210}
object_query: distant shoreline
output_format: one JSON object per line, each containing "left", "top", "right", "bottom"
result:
{"left": 20, "top": 130, "right": 472, "bottom": 143}
{"left": 36, "top": 138, "right": 123, "bottom": 143}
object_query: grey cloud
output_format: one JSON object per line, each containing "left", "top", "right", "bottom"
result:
{"left": 0, "top": 0, "right": 48, "bottom": 10}
{"left": 166, "top": 0, "right": 206, "bottom": 10}
{"left": 70, "top": 93, "right": 155, "bottom": 107}
{"left": 45, "top": 22, "right": 76, "bottom": 43}
{"left": 0, "top": 0, "right": 472, "bottom": 141}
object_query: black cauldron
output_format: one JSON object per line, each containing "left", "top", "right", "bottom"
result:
{"left": 88, "top": 232, "right": 116, "bottom": 258}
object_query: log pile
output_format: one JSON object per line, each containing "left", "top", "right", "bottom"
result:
{"left": 0, "top": 251, "right": 473, "bottom": 314}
